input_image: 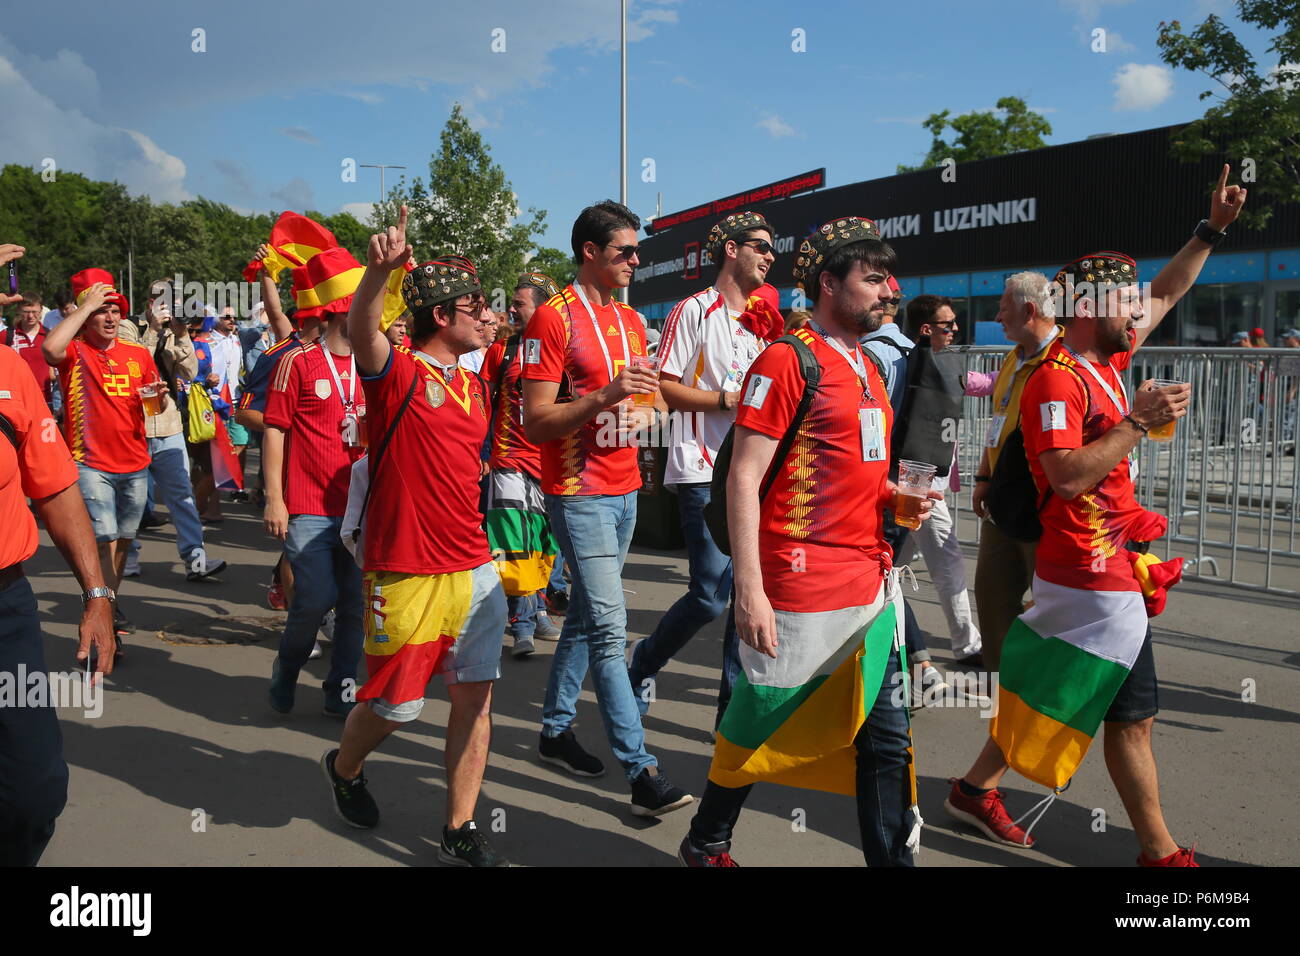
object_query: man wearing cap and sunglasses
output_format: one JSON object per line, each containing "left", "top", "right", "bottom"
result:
{"left": 322, "top": 206, "right": 510, "bottom": 867}
{"left": 629, "top": 211, "right": 782, "bottom": 724}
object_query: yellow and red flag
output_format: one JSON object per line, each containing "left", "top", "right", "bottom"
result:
{"left": 293, "top": 247, "right": 365, "bottom": 318}
{"left": 243, "top": 212, "right": 339, "bottom": 283}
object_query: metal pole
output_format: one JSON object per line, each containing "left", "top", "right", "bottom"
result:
{"left": 360, "top": 164, "right": 407, "bottom": 223}
{"left": 620, "top": 0, "right": 628, "bottom": 304}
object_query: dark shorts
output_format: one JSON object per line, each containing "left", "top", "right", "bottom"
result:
{"left": 1103, "top": 622, "right": 1158, "bottom": 723}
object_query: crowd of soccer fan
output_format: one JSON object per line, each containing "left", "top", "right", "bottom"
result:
{"left": 0, "top": 162, "right": 1250, "bottom": 865}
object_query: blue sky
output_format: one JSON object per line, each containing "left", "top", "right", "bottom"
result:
{"left": 1, "top": 0, "right": 1280, "bottom": 250}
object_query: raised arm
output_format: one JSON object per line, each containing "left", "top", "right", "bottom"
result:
{"left": 348, "top": 205, "right": 411, "bottom": 377}
{"left": 43, "top": 283, "right": 109, "bottom": 366}
{"left": 255, "top": 245, "right": 295, "bottom": 343}
{"left": 1137, "top": 164, "right": 1247, "bottom": 350}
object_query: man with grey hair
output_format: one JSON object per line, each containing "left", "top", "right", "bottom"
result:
{"left": 969, "top": 272, "right": 1061, "bottom": 672}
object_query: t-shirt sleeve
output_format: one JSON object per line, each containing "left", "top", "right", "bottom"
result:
{"left": 1022, "top": 363, "right": 1088, "bottom": 456}
{"left": 263, "top": 349, "right": 302, "bottom": 430}
{"left": 481, "top": 341, "right": 504, "bottom": 387}
{"left": 520, "top": 303, "right": 567, "bottom": 384}
{"left": 359, "top": 346, "right": 417, "bottom": 413}
{"left": 7, "top": 353, "right": 77, "bottom": 499}
{"left": 658, "top": 296, "right": 701, "bottom": 380}
{"left": 734, "top": 342, "right": 804, "bottom": 441}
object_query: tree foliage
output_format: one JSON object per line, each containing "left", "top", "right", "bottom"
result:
{"left": 1158, "top": 0, "right": 1300, "bottom": 228}
{"left": 372, "top": 103, "right": 551, "bottom": 300}
{"left": 526, "top": 246, "right": 577, "bottom": 290}
{"left": 896, "top": 96, "right": 1053, "bottom": 173}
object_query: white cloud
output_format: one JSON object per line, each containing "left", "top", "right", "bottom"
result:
{"left": 339, "top": 201, "right": 376, "bottom": 224}
{"left": 0, "top": 52, "right": 187, "bottom": 202}
{"left": 757, "top": 113, "right": 796, "bottom": 138}
{"left": 280, "top": 126, "right": 321, "bottom": 146}
{"left": 1100, "top": 30, "right": 1137, "bottom": 54}
{"left": 339, "top": 90, "right": 383, "bottom": 104}
{"left": 629, "top": 8, "right": 678, "bottom": 42}
{"left": 1112, "top": 63, "right": 1174, "bottom": 110}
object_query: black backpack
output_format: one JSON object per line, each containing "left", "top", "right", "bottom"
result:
{"left": 704, "top": 334, "right": 822, "bottom": 556}
{"left": 866, "top": 335, "right": 965, "bottom": 479}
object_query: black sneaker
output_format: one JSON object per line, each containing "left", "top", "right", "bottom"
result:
{"left": 112, "top": 604, "right": 134, "bottom": 637}
{"left": 630, "top": 767, "right": 693, "bottom": 817}
{"left": 139, "top": 511, "right": 169, "bottom": 530}
{"left": 677, "top": 835, "right": 739, "bottom": 867}
{"left": 321, "top": 749, "right": 379, "bottom": 829}
{"left": 538, "top": 730, "right": 605, "bottom": 777}
{"left": 545, "top": 585, "right": 569, "bottom": 613}
{"left": 438, "top": 821, "right": 508, "bottom": 867}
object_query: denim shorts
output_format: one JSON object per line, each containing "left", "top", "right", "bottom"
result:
{"left": 77, "top": 465, "right": 148, "bottom": 542}
{"left": 1103, "top": 622, "right": 1158, "bottom": 723}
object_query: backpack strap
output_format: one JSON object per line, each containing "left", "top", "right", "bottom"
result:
{"left": 355, "top": 369, "right": 420, "bottom": 538}
{"left": 759, "top": 334, "right": 822, "bottom": 501}
{"left": 0, "top": 412, "right": 18, "bottom": 452}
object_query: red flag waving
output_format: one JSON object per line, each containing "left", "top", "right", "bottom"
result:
{"left": 738, "top": 283, "right": 784, "bottom": 342}
{"left": 243, "top": 212, "right": 340, "bottom": 283}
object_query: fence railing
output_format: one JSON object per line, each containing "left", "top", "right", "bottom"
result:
{"left": 948, "top": 346, "right": 1300, "bottom": 595}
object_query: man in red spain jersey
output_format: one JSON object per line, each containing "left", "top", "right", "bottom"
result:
{"left": 482, "top": 272, "right": 562, "bottom": 657}
{"left": 43, "top": 269, "right": 160, "bottom": 643}
{"left": 262, "top": 249, "right": 369, "bottom": 718}
{"left": 321, "top": 207, "right": 509, "bottom": 867}
{"left": 680, "top": 217, "right": 940, "bottom": 867}
{"left": 945, "top": 165, "right": 1246, "bottom": 866}
{"left": 522, "top": 200, "right": 692, "bottom": 817}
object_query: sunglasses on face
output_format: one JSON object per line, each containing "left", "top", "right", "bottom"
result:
{"left": 933, "top": 321, "right": 958, "bottom": 332}
{"left": 737, "top": 239, "right": 775, "bottom": 255}
{"left": 604, "top": 242, "right": 640, "bottom": 260}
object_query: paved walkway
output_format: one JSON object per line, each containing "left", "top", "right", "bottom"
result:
{"left": 30, "top": 488, "right": 1299, "bottom": 867}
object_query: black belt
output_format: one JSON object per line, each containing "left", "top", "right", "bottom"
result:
{"left": 0, "top": 562, "right": 25, "bottom": 589}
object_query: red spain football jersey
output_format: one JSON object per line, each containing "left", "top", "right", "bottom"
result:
{"left": 520, "top": 286, "right": 647, "bottom": 497}
{"left": 264, "top": 343, "right": 366, "bottom": 517}
{"left": 734, "top": 325, "right": 894, "bottom": 613}
{"left": 1021, "top": 337, "right": 1163, "bottom": 592}
{"left": 57, "top": 338, "right": 157, "bottom": 473}
{"left": 360, "top": 346, "right": 492, "bottom": 575}
{"left": 482, "top": 337, "right": 541, "bottom": 479}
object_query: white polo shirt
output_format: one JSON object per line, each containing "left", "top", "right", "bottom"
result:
{"left": 658, "top": 287, "right": 766, "bottom": 486}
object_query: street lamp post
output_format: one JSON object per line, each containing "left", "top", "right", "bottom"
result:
{"left": 360, "top": 163, "right": 407, "bottom": 223}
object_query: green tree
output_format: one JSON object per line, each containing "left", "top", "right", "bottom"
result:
{"left": 373, "top": 103, "right": 549, "bottom": 300}
{"left": 1158, "top": 1, "right": 1300, "bottom": 228}
{"left": 896, "top": 96, "right": 1052, "bottom": 173}
{"left": 525, "top": 246, "right": 577, "bottom": 290}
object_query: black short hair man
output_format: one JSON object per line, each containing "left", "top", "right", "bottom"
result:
{"left": 521, "top": 200, "right": 694, "bottom": 818}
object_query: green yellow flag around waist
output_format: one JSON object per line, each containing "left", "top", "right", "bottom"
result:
{"left": 992, "top": 574, "right": 1148, "bottom": 790}
{"left": 484, "top": 469, "right": 556, "bottom": 597}
{"left": 709, "top": 592, "right": 910, "bottom": 797}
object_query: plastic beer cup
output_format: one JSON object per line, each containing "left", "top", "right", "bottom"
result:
{"left": 1148, "top": 379, "right": 1186, "bottom": 442}
{"left": 894, "top": 459, "right": 938, "bottom": 530}
{"left": 139, "top": 382, "right": 163, "bottom": 417}
{"left": 630, "top": 354, "right": 659, "bottom": 407}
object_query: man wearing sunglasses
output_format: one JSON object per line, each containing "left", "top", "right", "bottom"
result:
{"left": 521, "top": 200, "right": 693, "bottom": 818}
{"left": 629, "top": 211, "right": 781, "bottom": 724}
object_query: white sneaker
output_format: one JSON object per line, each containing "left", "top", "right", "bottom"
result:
{"left": 309, "top": 641, "right": 323, "bottom": 660}
{"left": 913, "top": 666, "right": 950, "bottom": 708}
{"left": 318, "top": 609, "right": 335, "bottom": 643}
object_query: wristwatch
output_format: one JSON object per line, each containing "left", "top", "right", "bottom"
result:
{"left": 1194, "top": 219, "right": 1227, "bottom": 246}
{"left": 82, "top": 586, "right": 115, "bottom": 604}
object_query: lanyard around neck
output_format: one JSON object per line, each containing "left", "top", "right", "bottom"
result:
{"left": 323, "top": 348, "right": 356, "bottom": 409}
{"left": 1062, "top": 343, "right": 1129, "bottom": 416}
{"left": 810, "top": 320, "right": 873, "bottom": 401}
{"left": 567, "top": 284, "right": 629, "bottom": 382}
{"left": 415, "top": 349, "right": 460, "bottom": 383}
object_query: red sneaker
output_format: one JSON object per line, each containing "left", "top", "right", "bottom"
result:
{"left": 943, "top": 777, "right": 1035, "bottom": 848}
{"left": 678, "top": 836, "right": 739, "bottom": 867}
{"left": 1138, "top": 846, "right": 1199, "bottom": 867}
{"left": 267, "top": 578, "right": 286, "bottom": 611}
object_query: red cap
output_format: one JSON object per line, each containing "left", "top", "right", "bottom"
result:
{"left": 70, "top": 267, "right": 130, "bottom": 316}
{"left": 1251, "top": 327, "right": 1265, "bottom": 338}
{"left": 887, "top": 276, "right": 901, "bottom": 294}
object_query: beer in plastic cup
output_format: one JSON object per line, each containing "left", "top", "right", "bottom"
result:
{"left": 630, "top": 354, "right": 659, "bottom": 407}
{"left": 356, "top": 408, "right": 369, "bottom": 448}
{"left": 1148, "top": 379, "right": 1186, "bottom": 442}
{"left": 139, "top": 382, "right": 163, "bottom": 417}
{"left": 894, "top": 459, "right": 938, "bottom": 530}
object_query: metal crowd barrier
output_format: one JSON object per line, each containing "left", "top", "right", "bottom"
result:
{"left": 948, "top": 346, "right": 1300, "bottom": 596}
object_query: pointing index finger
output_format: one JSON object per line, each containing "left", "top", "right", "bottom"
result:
{"left": 1217, "top": 163, "right": 1230, "bottom": 192}
{"left": 398, "top": 204, "right": 408, "bottom": 232}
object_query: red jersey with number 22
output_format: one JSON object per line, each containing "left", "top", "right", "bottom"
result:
{"left": 735, "top": 326, "right": 893, "bottom": 613}
{"left": 57, "top": 338, "right": 158, "bottom": 473}
{"left": 521, "top": 287, "right": 648, "bottom": 496}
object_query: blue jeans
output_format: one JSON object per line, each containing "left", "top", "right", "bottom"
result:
{"left": 542, "top": 492, "right": 655, "bottom": 782}
{"left": 548, "top": 551, "right": 567, "bottom": 593}
{"left": 689, "top": 647, "right": 916, "bottom": 866}
{"left": 76, "top": 465, "right": 148, "bottom": 542}
{"left": 280, "top": 515, "right": 364, "bottom": 698}
{"left": 147, "top": 432, "right": 206, "bottom": 564}
{"left": 0, "top": 578, "right": 68, "bottom": 866}
{"left": 629, "top": 483, "right": 734, "bottom": 692}
{"left": 508, "top": 591, "right": 538, "bottom": 640}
